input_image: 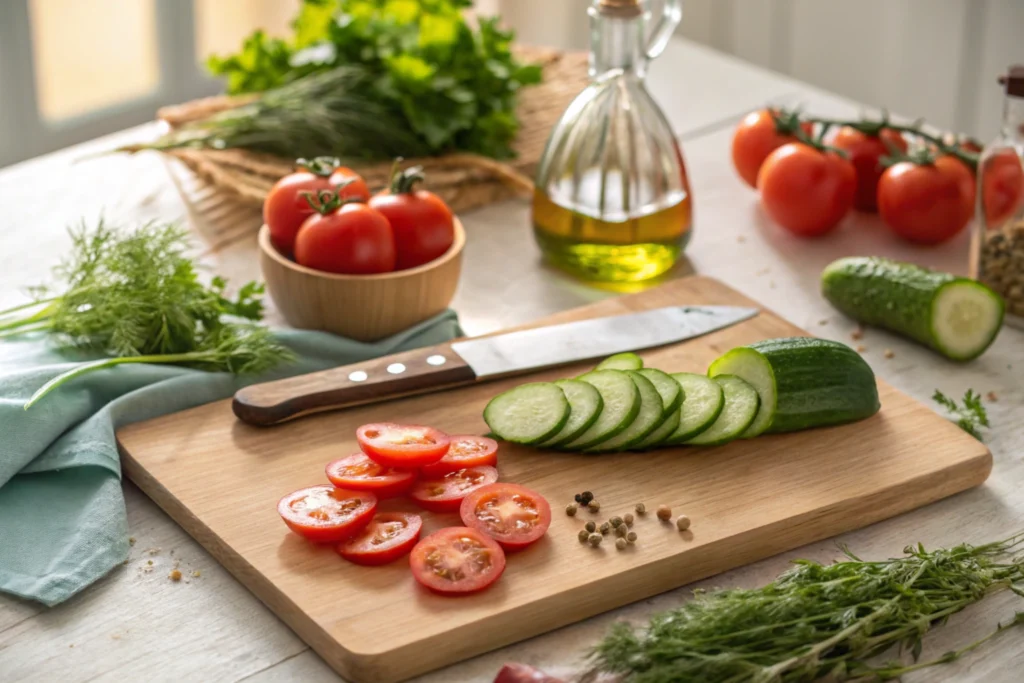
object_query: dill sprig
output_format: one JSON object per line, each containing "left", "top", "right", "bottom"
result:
{"left": 933, "top": 389, "right": 990, "bottom": 440}
{"left": 588, "top": 534, "right": 1024, "bottom": 682}
{"left": 0, "top": 219, "right": 294, "bottom": 408}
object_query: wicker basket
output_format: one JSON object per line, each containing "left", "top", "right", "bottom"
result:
{"left": 157, "top": 47, "right": 589, "bottom": 251}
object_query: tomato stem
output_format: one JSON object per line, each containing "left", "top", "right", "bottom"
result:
{"left": 295, "top": 156, "right": 341, "bottom": 178}
{"left": 387, "top": 157, "right": 426, "bottom": 194}
{"left": 299, "top": 179, "right": 360, "bottom": 215}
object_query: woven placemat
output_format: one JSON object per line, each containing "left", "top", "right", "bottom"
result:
{"left": 158, "top": 47, "right": 589, "bottom": 249}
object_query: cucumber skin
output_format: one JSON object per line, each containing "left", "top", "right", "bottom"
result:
{"left": 748, "top": 337, "right": 880, "bottom": 433}
{"left": 821, "top": 256, "right": 1004, "bottom": 361}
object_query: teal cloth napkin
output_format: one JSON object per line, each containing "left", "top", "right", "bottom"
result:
{"left": 0, "top": 311, "right": 462, "bottom": 606}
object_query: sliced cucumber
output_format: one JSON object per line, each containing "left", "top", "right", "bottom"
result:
{"left": 637, "top": 368, "right": 684, "bottom": 417}
{"left": 562, "top": 371, "right": 640, "bottom": 450}
{"left": 483, "top": 382, "right": 570, "bottom": 445}
{"left": 631, "top": 405, "right": 680, "bottom": 450}
{"left": 685, "top": 375, "right": 760, "bottom": 446}
{"left": 708, "top": 337, "right": 880, "bottom": 435}
{"left": 585, "top": 371, "right": 665, "bottom": 452}
{"left": 537, "top": 379, "right": 603, "bottom": 448}
{"left": 594, "top": 352, "right": 643, "bottom": 371}
{"left": 665, "top": 373, "right": 724, "bottom": 444}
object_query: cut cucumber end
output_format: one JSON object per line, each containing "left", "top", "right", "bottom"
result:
{"left": 594, "top": 352, "right": 644, "bottom": 371}
{"left": 708, "top": 347, "right": 776, "bottom": 438}
{"left": 931, "top": 281, "right": 1005, "bottom": 361}
{"left": 483, "top": 382, "right": 569, "bottom": 445}
{"left": 684, "top": 375, "right": 760, "bottom": 446}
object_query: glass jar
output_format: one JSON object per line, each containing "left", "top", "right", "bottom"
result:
{"left": 972, "top": 65, "right": 1024, "bottom": 327}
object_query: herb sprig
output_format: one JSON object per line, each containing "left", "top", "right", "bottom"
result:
{"left": 934, "top": 389, "right": 991, "bottom": 440}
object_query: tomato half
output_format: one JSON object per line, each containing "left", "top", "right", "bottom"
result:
{"left": 277, "top": 485, "right": 377, "bottom": 544}
{"left": 356, "top": 423, "right": 451, "bottom": 469}
{"left": 325, "top": 453, "right": 417, "bottom": 498}
{"left": 294, "top": 203, "right": 396, "bottom": 275}
{"left": 409, "top": 526, "right": 506, "bottom": 595}
{"left": 419, "top": 435, "right": 498, "bottom": 477}
{"left": 731, "top": 109, "right": 814, "bottom": 188}
{"left": 981, "top": 149, "right": 1024, "bottom": 227}
{"left": 263, "top": 158, "right": 370, "bottom": 254}
{"left": 410, "top": 466, "right": 499, "bottom": 513}
{"left": 757, "top": 142, "right": 856, "bottom": 237}
{"left": 337, "top": 512, "right": 422, "bottom": 566}
{"left": 878, "top": 155, "right": 975, "bottom": 245}
{"left": 369, "top": 166, "right": 455, "bottom": 270}
{"left": 831, "top": 127, "right": 908, "bottom": 212}
{"left": 460, "top": 483, "right": 551, "bottom": 552}
{"left": 494, "top": 663, "right": 565, "bottom": 683}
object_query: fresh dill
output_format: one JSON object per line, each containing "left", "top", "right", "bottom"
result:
{"left": 933, "top": 389, "right": 991, "bottom": 440}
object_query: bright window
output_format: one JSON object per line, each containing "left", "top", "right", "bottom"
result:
{"left": 194, "top": 0, "right": 300, "bottom": 64}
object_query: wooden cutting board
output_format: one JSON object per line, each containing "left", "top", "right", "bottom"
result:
{"left": 116, "top": 276, "right": 992, "bottom": 683}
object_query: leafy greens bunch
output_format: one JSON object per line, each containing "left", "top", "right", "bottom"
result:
{"left": 0, "top": 220, "right": 293, "bottom": 408}
{"left": 206, "top": 0, "right": 543, "bottom": 159}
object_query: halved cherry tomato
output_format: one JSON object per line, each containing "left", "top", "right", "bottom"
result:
{"left": 460, "top": 483, "right": 551, "bottom": 551}
{"left": 419, "top": 435, "right": 498, "bottom": 477}
{"left": 757, "top": 142, "right": 856, "bottom": 237}
{"left": 409, "top": 526, "right": 506, "bottom": 595}
{"left": 494, "top": 663, "right": 565, "bottom": 683}
{"left": 369, "top": 165, "right": 455, "bottom": 270}
{"left": 277, "top": 485, "right": 377, "bottom": 544}
{"left": 356, "top": 423, "right": 451, "bottom": 469}
{"left": 337, "top": 512, "right": 422, "bottom": 566}
{"left": 831, "top": 127, "right": 908, "bottom": 212}
{"left": 410, "top": 466, "right": 499, "bottom": 513}
{"left": 325, "top": 453, "right": 417, "bottom": 498}
{"left": 731, "top": 109, "right": 814, "bottom": 188}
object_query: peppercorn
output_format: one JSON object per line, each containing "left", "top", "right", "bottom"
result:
{"left": 565, "top": 503, "right": 578, "bottom": 517}
{"left": 676, "top": 514, "right": 691, "bottom": 531}
{"left": 635, "top": 502, "right": 646, "bottom": 515}
{"left": 588, "top": 500, "right": 601, "bottom": 513}
{"left": 657, "top": 504, "right": 672, "bottom": 521}
{"left": 600, "top": 522, "right": 611, "bottom": 535}
{"left": 584, "top": 521, "right": 596, "bottom": 533}
{"left": 574, "top": 493, "right": 583, "bottom": 504}
{"left": 624, "top": 513, "right": 634, "bottom": 527}
{"left": 578, "top": 529, "right": 590, "bottom": 543}
{"left": 615, "top": 524, "right": 628, "bottom": 538}
{"left": 610, "top": 516, "right": 623, "bottom": 528}
{"left": 615, "top": 538, "right": 627, "bottom": 551}
{"left": 626, "top": 531, "right": 637, "bottom": 543}
{"left": 588, "top": 533, "right": 603, "bottom": 547}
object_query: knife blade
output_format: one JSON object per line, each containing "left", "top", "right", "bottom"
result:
{"left": 232, "top": 305, "right": 759, "bottom": 426}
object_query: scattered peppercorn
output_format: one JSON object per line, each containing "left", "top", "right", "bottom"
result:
{"left": 588, "top": 533, "right": 603, "bottom": 547}
{"left": 574, "top": 493, "right": 583, "bottom": 504}
{"left": 610, "top": 516, "right": 623, "bottom": 528}
{"left": 626, "top": 531, "right": 638, "bottom": 543}
{"left": 635, "top": 503, "right": 646, "bottom": 515}
{"left": 588, "top": 500, "right": 601, "bottom": 513}
{"left": 851, "top": 327, "right": 864, "bottom": 341}
{"left": 615, "top": 524, "right": 628, "bottom": 538}
{"left": 168, "top": 569, "right": 182, "bottom": 582}
{"left": 676, "top": 514, "right": 691, "bottom": 531}
{"left": 615, "top": 538, "right": 628, "bottom": 551}
{"left": 600, "top": 522, "right": 611, "bottom": 535}
{"left": 578, "top": 529, "right": 590, "bottom": 543}
{"left": 657, "top": 505, "right": 672, "bottom": 521}
{"left": 883, "top": 348, "right": 895, "bottom": 359}
{"left": 856, "top": 344, "right": 867, "bottom": 353}
{"left": 624, "top": 513, "right": 634, "bottom": 527}
{"left": 988, "top": 391, "right": 999, "bottom": 402}
{"left": 565, "top": 503, "right": 578, "bottom": 517}
{"left": 585, "top": 520, "right": 596, "bottom": 533}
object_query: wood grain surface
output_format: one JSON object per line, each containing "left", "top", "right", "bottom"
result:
{"left": 116, "top": 275, "right": 992, "bottom": 683}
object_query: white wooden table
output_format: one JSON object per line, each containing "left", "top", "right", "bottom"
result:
{"left": 2, "top": 39, "right": 1023, "bottom": 683}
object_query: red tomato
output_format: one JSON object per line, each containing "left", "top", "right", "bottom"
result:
{"left": 410, "top": 466, "right": 499, "bottom": 513}
{"left": 409, "top": 526, "right": 506, "bottom": 595}
{"left": 337, "top": 512, "right": 422, "bottom": 566}
{"left": 325, "top": 453, "right": 417, "bottom": 498}
{"left": 277, "top": 485, "right": 377, "bottom": 544}
{"left": 356, "top": 423, "right": 451, "bottom": 469}
{"left": 263, "top": 158, "right": 370, "bottom": 254}
{"left": 460, "top": 483, "right": 551, "bottom": 552}
{"left": 494, "top": 664, "right": 565, "bottom": 683}
{"left": 878, "top": 156, "right": 976, "bottom": 244}
{"left": 731, "top": 109, "right": 814, "bottom": 188}
{"left": 419, "top": 435, "right": 498, "bottom": 477}
{"left": 831, "top": 127, "right": 908, "bottom": 212}
{"left": 981, "top": 149, "right": 1024, "bottom": 227}
{"left": 757, "top": 143, "right": 856, "bottom": 237}
{"left": 294, "top": 203, "right": 395, "bottom": 275}
{"left": 369, "top": 166, "right": 455, "bottom": 270}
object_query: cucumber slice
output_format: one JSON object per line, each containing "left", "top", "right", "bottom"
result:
{"left": 483, "top": 382, "right": 569, "bottom": 445}
{"left": 585, "top": 371, "right": 665, "bottom": 452}
{"left": 631, "top": 405, "right": 680, "bottom": 450}
{"left": 665, "top": 373, "right": 725, "bottom": 444}
{"left": 685, "top": 375, "right": 760, "bottom": 446}
{"left": 563, "top": 371, "right": 640, "bottom": 450}
{"left": 537, "top": 379, "right": 603, "bottom": 448}
{"left": 637, "top": 368, "right": 684, "bottom": 417}
{"left": 594, "top": 352, "right": 643, "bottom": 371}
{"left": 708, "top": 337, "right": 880, "bottom": 435}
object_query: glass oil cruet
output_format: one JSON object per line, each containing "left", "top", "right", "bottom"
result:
{"left": 532, "top": 0, "right": 690, "bottom": 282}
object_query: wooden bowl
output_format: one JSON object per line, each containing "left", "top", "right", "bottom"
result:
{"left": 258, "top": 219, "right": 464, "bottom": 342}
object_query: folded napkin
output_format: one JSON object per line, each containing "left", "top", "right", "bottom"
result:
{"left": 0, "top": 311, "right": 461, "bottom": 606}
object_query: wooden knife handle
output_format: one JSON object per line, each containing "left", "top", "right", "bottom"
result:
{"left": 232, "top": 344, "right": 477, "bottom": 426}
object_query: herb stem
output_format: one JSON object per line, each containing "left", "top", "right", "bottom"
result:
{"left": 0, "top": 296, "right": 59, "bottom": 318}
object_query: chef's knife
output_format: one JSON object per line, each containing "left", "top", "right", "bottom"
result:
{"left": 232, "top": 305, "right": 758, "bottom": 426}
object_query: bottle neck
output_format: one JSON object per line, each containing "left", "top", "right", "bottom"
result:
{"left": 1002, "top": 95, "right": 1024, "bottom": 140}
{"left": 589, "top": 9, "right": 646, "bottom": 79}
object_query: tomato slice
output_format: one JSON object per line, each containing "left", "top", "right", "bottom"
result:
{"left": 277, "top": 486, "right": 377, "bottom": 544}
{"left": 409, "top": 466, "right": 499, "bottom": 513}
{"left": 419, "top": 435, "right": 498, "bottom": 477}
{"left": 409, "top": 526, "right": 506, "bottom": 595}
{"left": 337, "top": 512, "right": 422, "bottom": 566}
{"left": 356, "top": 423, "right": 451, "bottom": 468}
{"left": 325, "top": 453, "right": 417, "bottom": 498}
{"left": 460, "top": 483, "right": 551, "bottom": 551}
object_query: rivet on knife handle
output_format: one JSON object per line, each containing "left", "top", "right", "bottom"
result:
{"left": 232, "top": 344, "right": 477, "bottom": 426}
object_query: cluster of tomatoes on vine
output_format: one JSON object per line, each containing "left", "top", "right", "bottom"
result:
{"left": 731, "top": 108, "right": 1023, "bottom": 244}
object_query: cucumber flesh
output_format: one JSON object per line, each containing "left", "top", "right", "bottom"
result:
{"left": 685, "top": 375, "right": 760, "bottom": 446}
{"left": 631, "top": 406, "right": 680, "bottom": 450}
{"left": 594, "top": 352, "right": 643, "bottom": 371}
{"left": 706, "top": 347, "right": 775, "bottom": 438}
{"left": 563, "top": 371, "right": 640, "bottom": 450}
{"left": 483, "top": 382, "right": 569, "bottom": 445}
{"left": 537, "top": 379, "right": 603, "bottom": 448}
{"left": 637, "top": 368, "right": 684, "bottom": 417}
{"left": 932, "top": 281, "right": 1005, "bottom": 361}
{"left": 665, "top": 373, "right": 724, "bottom": 444}
{"left": 585, "top": 371, "right": 664, "bottom": 452}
